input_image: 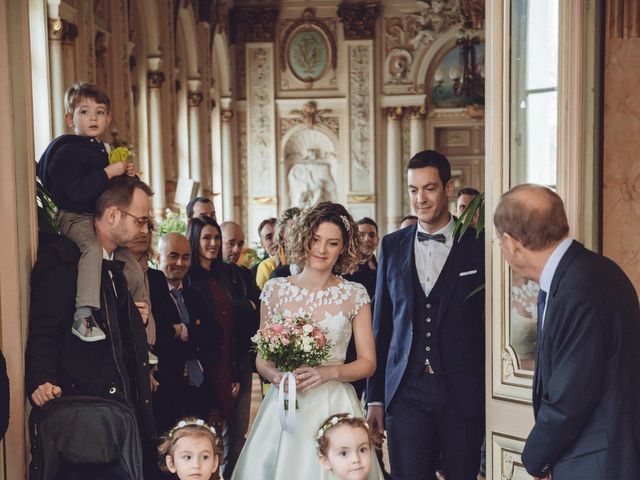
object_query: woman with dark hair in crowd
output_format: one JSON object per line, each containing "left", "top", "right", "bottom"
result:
{"left": 186, "top": 217, "right": 238, "bottom": 460}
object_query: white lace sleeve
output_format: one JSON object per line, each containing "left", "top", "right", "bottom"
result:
{"left": 349, "top": 282, "right": 371, "bottom": 319}
{"left": 260, "top": 278, "right": 276, "bottom": 306}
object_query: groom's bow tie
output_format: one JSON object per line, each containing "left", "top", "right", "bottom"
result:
{"left": 417, "top": 232, "right": 446, "bottom": 243}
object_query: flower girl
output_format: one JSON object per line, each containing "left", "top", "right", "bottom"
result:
{"left": 158, "top": 418, "right": 222, "bottom": 480}
{"left": 317, "top": 413, "right": 373, "bottom": 480}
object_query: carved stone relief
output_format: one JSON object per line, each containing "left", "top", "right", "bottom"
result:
{"left": 384, "top": 0, "right": 463, "bottom": 86}
{"left": 281, "top": 102, "right": 339, "bottom": 139}
{"left": 349, "top": 44, "right": 373, "bottom": 192}
{"left": 247, "top": 46, "right": 276, "bottom": 197}
{"left": 238, "top": 112, "right": 249, "bottom": 234}
{"left": 401, "top": 113, "right": 411, "bottom": 215}
{"left": 284, "top": 128, "right": 338, "bottom": 208}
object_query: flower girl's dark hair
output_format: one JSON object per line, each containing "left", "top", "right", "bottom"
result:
{"left": 286, "top": 202, "right": 361, "bottom": 274}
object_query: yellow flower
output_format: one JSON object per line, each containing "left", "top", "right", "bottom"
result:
{"left": 109, "top": 146, "right": 131, "bottom": 164}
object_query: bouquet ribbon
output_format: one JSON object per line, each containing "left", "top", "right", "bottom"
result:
{"left": 278, "top": 372, "right": 297, "bottom": 434}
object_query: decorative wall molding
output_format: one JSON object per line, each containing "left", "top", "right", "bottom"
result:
{"left": 347, "top": 194, "right": 376, "bottom": 203}
{"left": 607, "top": 0, "right": 640, "bottom": 38}
{"left": 491, "top": 433, "right": 529, "bottom": 480}
{"left": 238, "top": 112, "right": 248, "bottom": 234}
{"left": 349, "top": 44, "right": 375, "bottom": 192}
{"left": 384, "top": 2, "right": 462, "bottom": 54}
{"left": 246, "top": 45, "right": 276, "bottom": 198}
{"left": 280, "top": 8, "right": 337, "bottom": 88}
{"left": 338, "top": 3, "right": 380, "bottom": 40}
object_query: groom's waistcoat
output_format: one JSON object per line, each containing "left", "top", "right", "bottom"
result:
{"left": 407, "top": 260, "right": 446, "bottom": 376}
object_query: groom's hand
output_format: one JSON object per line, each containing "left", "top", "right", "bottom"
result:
{"left": 366, "top": 405, "right": 385, "bottom": 446}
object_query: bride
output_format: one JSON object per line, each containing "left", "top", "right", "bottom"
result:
{"left": 231, "top": 202, "right": 383, "bottom": 479}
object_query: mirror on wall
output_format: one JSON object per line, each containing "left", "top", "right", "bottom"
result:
{"left": 506, "top": 0, "right": 559, "bottom": 375}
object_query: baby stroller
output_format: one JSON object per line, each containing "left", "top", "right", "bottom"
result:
{"left": 29, "top": 396, "right": 144, "bottom": 480}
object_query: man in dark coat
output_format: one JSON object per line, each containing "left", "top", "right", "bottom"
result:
{"left": 366, "top": 150, "right": 485, "bottom": 480}
{"left": 220, "top": 221, "right": 261, "bottom": 479}
{"left": 495, "top": 184, "right": 640, "bottom": 480}
{"left": 150, "top": 232, "right": 221, "bottom": 435}
{"left": 25, "top": 177, "right": 156, "bottom": 479}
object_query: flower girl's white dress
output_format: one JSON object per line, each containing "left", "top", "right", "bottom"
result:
{"left": 231, "top": 277, "right": 384, "bottom": 480}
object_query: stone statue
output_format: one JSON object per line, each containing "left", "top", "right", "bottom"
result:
{"left": 287, "top": 148, "right": 337, "bottom": 208}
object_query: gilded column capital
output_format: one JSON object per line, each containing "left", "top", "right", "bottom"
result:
{"left": 48, "top": 18, "right": 78, "bottom": 42}
{"left": 337, "top": 3, "right": 380, "bottom": 40}
{"left": 188, "top": 90, "right": 204, "bottom": 107}
{"left": 147, "top": 70, "right": 166, "bottom": 88}
{"left": 407, "top": 105, "right": 428, "bottom": 120}
{"left": 221, "top": 108, "right": 234, "bottom": 122}
{"left": 383, "top": 106, "right": 404, "bottom": 121}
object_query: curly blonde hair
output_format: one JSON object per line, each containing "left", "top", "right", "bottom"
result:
{"left": 285, "top": 202, "right": 361, "bottom": 275}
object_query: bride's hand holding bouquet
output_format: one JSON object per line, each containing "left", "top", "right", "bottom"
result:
{"left": 252, "top": 313, "right": 333, "bottom": 433}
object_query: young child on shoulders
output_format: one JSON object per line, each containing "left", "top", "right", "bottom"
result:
{"left": 37, "top": 82, "right": 150, "bottom": 342}
{"left": 158, "top": 417, "right": 222, "bottom": 480}
{"left": 317, "top": 413, "right": 373, "bottom": 480}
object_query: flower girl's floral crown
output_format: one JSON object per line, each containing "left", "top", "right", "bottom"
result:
{"left": 169, "top": 418, "right": 217, "bottom": 438}
{"left": 316, "top": 414, "right": 369, "bottom": 451}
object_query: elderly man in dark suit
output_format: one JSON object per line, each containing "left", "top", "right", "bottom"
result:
{"left": 495, "top": 184, "right": 640, "bottom": 480}
{"left": 366, "top": 150, "right": 485, "bottom": 480}
{"left": 149, "top": 232, "right": 220, "bottom": 435}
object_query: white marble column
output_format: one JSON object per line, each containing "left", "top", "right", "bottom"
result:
{"left": 220, "top": 105, "right": 235, "bottom": 221}
{"left": 46, "top": 13, "right": 67, "bottom": 136}
{"left": 147, "top": 59, "right": 166, "bottom": 215}
{"left": 408, "top": 105, "right": 428, "bottom": 157}
{"left": 384, "top": 106, "right": 404, "bottom": 233}
{"left": 188, "top": 79, "right": 203, "bottom": 193}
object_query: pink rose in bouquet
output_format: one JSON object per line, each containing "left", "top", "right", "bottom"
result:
{"left": 251, "top": 313, "right": 332, "bottom": 373}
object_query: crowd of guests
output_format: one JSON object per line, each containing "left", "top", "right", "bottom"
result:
{"left": 25, "top": 82, "right": 485, "bottom": 479}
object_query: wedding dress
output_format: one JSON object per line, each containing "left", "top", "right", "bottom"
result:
{"left": 231, "top": 276, "right": 384, "bottom": 480}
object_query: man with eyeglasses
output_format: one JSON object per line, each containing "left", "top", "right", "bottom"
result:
{"left": 26, "top": 176, "right": 159, "bottom": 479}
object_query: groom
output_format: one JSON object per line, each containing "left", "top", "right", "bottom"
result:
{"left": 366, "top": 150, "right": 485, "bottom": 479}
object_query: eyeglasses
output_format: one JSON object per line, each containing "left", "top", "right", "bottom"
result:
{"left": 119, "top": 209, "right": 150, "bottom": 229}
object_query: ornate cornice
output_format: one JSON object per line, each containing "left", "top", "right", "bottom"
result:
{"left": 188, "top": 90, "right": 204, "bottom": 107}
{"left": 147, "top": 70, "right": 166, "bottom": 88}
{"left": 383, "top": 106, "right": 404, "bottom": 120}
{"left": 49, "top": 18, "right": 79, "bottom": 42}
{"left": 233, "top": 7, "right": 279, "bottom": 43}
{"left": 337, "top": 3, "right": 380, "bottom": 41}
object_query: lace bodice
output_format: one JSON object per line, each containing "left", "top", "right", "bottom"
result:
{"left": 260, "top": 277, "right": 370, "bottom": 365}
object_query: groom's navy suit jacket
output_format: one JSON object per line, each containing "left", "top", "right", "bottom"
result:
{"left": 522, "top": 241, "right": 640, "bottom": 479}
{"left": 366, "top": 224, "right": 485, "bottom": 418}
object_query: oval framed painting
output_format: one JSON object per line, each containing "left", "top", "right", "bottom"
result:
{"left": 286, "top": 26, "right": 331, "bottom": 83}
